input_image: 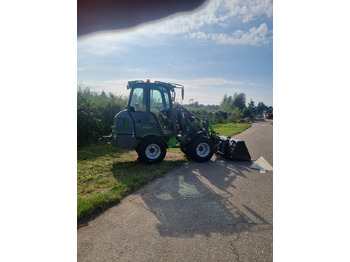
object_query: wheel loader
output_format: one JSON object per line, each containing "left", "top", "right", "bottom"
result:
{"left": 107, "top": 79, "right": 251, "bottom": 164}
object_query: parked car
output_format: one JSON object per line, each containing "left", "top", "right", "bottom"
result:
{"left": 255, "top": 115, "right": 264, "bottom": 121}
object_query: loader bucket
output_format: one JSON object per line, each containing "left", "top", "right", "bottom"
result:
{"left": 217, "top": 136, "right": 251, "bottom": 161}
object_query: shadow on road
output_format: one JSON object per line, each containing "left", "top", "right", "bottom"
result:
{"left": 139, "top": 157, "right": 272, "bottom": 238}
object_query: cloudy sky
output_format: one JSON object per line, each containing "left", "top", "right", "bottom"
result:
{"left": 77, "top": 0, "right": 273, "bottom": 106}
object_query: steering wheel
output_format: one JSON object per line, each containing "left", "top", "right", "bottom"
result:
{"left": 161, "top": 109, "right": 172, "bottom": 117}
{"left": 158, "top": 110, "right": 168, "bottom": 122}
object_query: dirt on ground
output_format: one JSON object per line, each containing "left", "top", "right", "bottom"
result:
{"left": 127, "top": 150, "right": 185, "bottom": 162}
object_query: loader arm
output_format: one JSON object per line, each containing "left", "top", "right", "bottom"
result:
{"left": 175, "top": 103, "right": 213, "bottom": 136}
{"left": 174, "top": 103, "right": 250, "bottom": 161}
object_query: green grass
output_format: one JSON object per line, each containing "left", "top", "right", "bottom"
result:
{"left": 212, "top": 122, "right": 252, "bottom": 136}
{"left": 77, "top": 122, "right": 252, "bottom": 223}
{"left": 77, "top": 145, "right": 185, "bottom": 222}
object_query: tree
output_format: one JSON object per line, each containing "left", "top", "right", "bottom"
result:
{"left": 228, "top": 107, "right": 242, "bottom": 122}
{"left": 248, "top": 99, "right": 255, "bottom": 108}
{"left": 257, "top": 102, "right": 266, "bottom": 114}
{"left": 232, "top": 93, "right": 246, "bottom": 111}
{"left": 220, "top": 94, "right": 233, "bottom": 112}
{"left": 242, "top": 107, "right": 252, "bottom": 118}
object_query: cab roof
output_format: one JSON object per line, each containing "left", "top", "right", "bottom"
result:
{"left": 127, "top": 80, "right": 183, "bottom": 92}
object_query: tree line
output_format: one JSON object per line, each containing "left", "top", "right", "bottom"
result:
{"left": 185, "top": 93, "right": 269, "bottom": 124}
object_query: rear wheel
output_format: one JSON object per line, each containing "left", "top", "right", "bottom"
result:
{"left": 188, "top": 136, "right": 214, "bottom": 162}
{"left": 137, "top": 136, "right": 167, "bottom": 164}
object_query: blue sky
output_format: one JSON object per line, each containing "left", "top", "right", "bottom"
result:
{"left": 78, "top": 0, "right": 273, "bottom": 106}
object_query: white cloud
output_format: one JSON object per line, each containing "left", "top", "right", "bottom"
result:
{"left": 78, "top": 34, "right": 125, "bottom": 56}
{"left": 188, "top": 31, "right": 209, "bottom": 40}
{"left": 79, "top": 79, "right": 131, "bottom": 97}
{"left": 188, "top": 23, "right": 272, "bottom": 46}
{"left": 179, "top": 77, "right": 243, "bottom": 88}
{"left": 223, "top": 0, "right": 273, "bottom": 23}
{"left": 180, "top": 78, "right": 244, "bottom": 105}
{"left": 152, "top": 0, "right": 272, "bottom": 35}
{"left": 78, "top": 0, "right": 273, "bottom": 54}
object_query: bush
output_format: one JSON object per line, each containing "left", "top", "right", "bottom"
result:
{"left": 77, "top": 86, "right": 127, "bottom": 148}
{"left": 228, "top": 107, "right": 242, "bottom": 123}
{"left": 242, "top": 107, "right": 253, "bottom": 119}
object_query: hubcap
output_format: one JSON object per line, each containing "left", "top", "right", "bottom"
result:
{"left": 196, "top": 142, "right": 210, "bottom": 158}
{"left": 145, "top": 143, "right": 161, "bottom": 159}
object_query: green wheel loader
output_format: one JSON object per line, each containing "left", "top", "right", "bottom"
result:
{"left": 107, "top": 80, "right": 251, "bottom": 164}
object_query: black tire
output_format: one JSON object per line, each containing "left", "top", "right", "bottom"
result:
{"left": 180, "top": 145, "right": 192, "bottom": 160}
{"left": 180, "top": 145, "right": 188, "bottom": 154}
{"left": 137, "top": 136, "right": 167, "bottom": 164}
{"left": 188, "top": 136, "right": 215, "bottom": 162}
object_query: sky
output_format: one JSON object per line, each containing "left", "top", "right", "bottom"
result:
{"left": 77, "top": 0, "right": 273, "bottom": 106}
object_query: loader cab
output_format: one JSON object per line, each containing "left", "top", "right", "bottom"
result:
{"left": 127, "top": 80, "right": 180, "bottom": 136}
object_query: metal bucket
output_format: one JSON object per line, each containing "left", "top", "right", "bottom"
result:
{"left": 217, "top": 136, "right": 251, "bottom": 161}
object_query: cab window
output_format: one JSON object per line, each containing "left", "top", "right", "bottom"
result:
{"left": 150, "top": 86, "right": 173, "bottom": 134}
{"left": 129, "top": 87, "right": 145, "bottom": 112}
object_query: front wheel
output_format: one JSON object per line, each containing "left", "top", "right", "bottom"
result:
{"left": 188, "top": 136, "right": 215, "bottom": 162}
{"left": 137, "top": 136, "right": 167, "bottom": 164}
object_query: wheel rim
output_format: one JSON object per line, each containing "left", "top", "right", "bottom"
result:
{"left": 145, "top": 143, "right": 161, "bottom": 160}
{"left": 196, "top": 142, "right": 210, "bottom": 158}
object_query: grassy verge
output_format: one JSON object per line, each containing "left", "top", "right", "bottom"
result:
{"left": 77, "top": 146, "right": 185, "bottom": 223}
{"left": 77, "top": 122, "right": 252, "bottom": 223}
{"left": 212, "top": 122, "right": 252, "bottom": 136}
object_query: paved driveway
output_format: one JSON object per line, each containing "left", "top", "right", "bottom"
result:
{"left": 78, "top": 120, "right": 273, "bottom": 261}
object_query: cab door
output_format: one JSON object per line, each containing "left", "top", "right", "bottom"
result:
{"left": 128, "top": 85, "right": 163, "bottom": 137}
{"left": 149, "top": 86, "right": 174, "bottom": 135}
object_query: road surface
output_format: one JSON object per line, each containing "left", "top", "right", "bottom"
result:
{"left": 78, "top": 120, "right": 273, "bottom": 261}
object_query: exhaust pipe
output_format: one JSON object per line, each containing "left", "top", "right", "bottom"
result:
{"left": 216, "top": 136, "right": 251, "bottom": 161}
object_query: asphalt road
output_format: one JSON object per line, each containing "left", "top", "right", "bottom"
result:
{"left": 78, "top": 120, "right": 273, "bottom": 262}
